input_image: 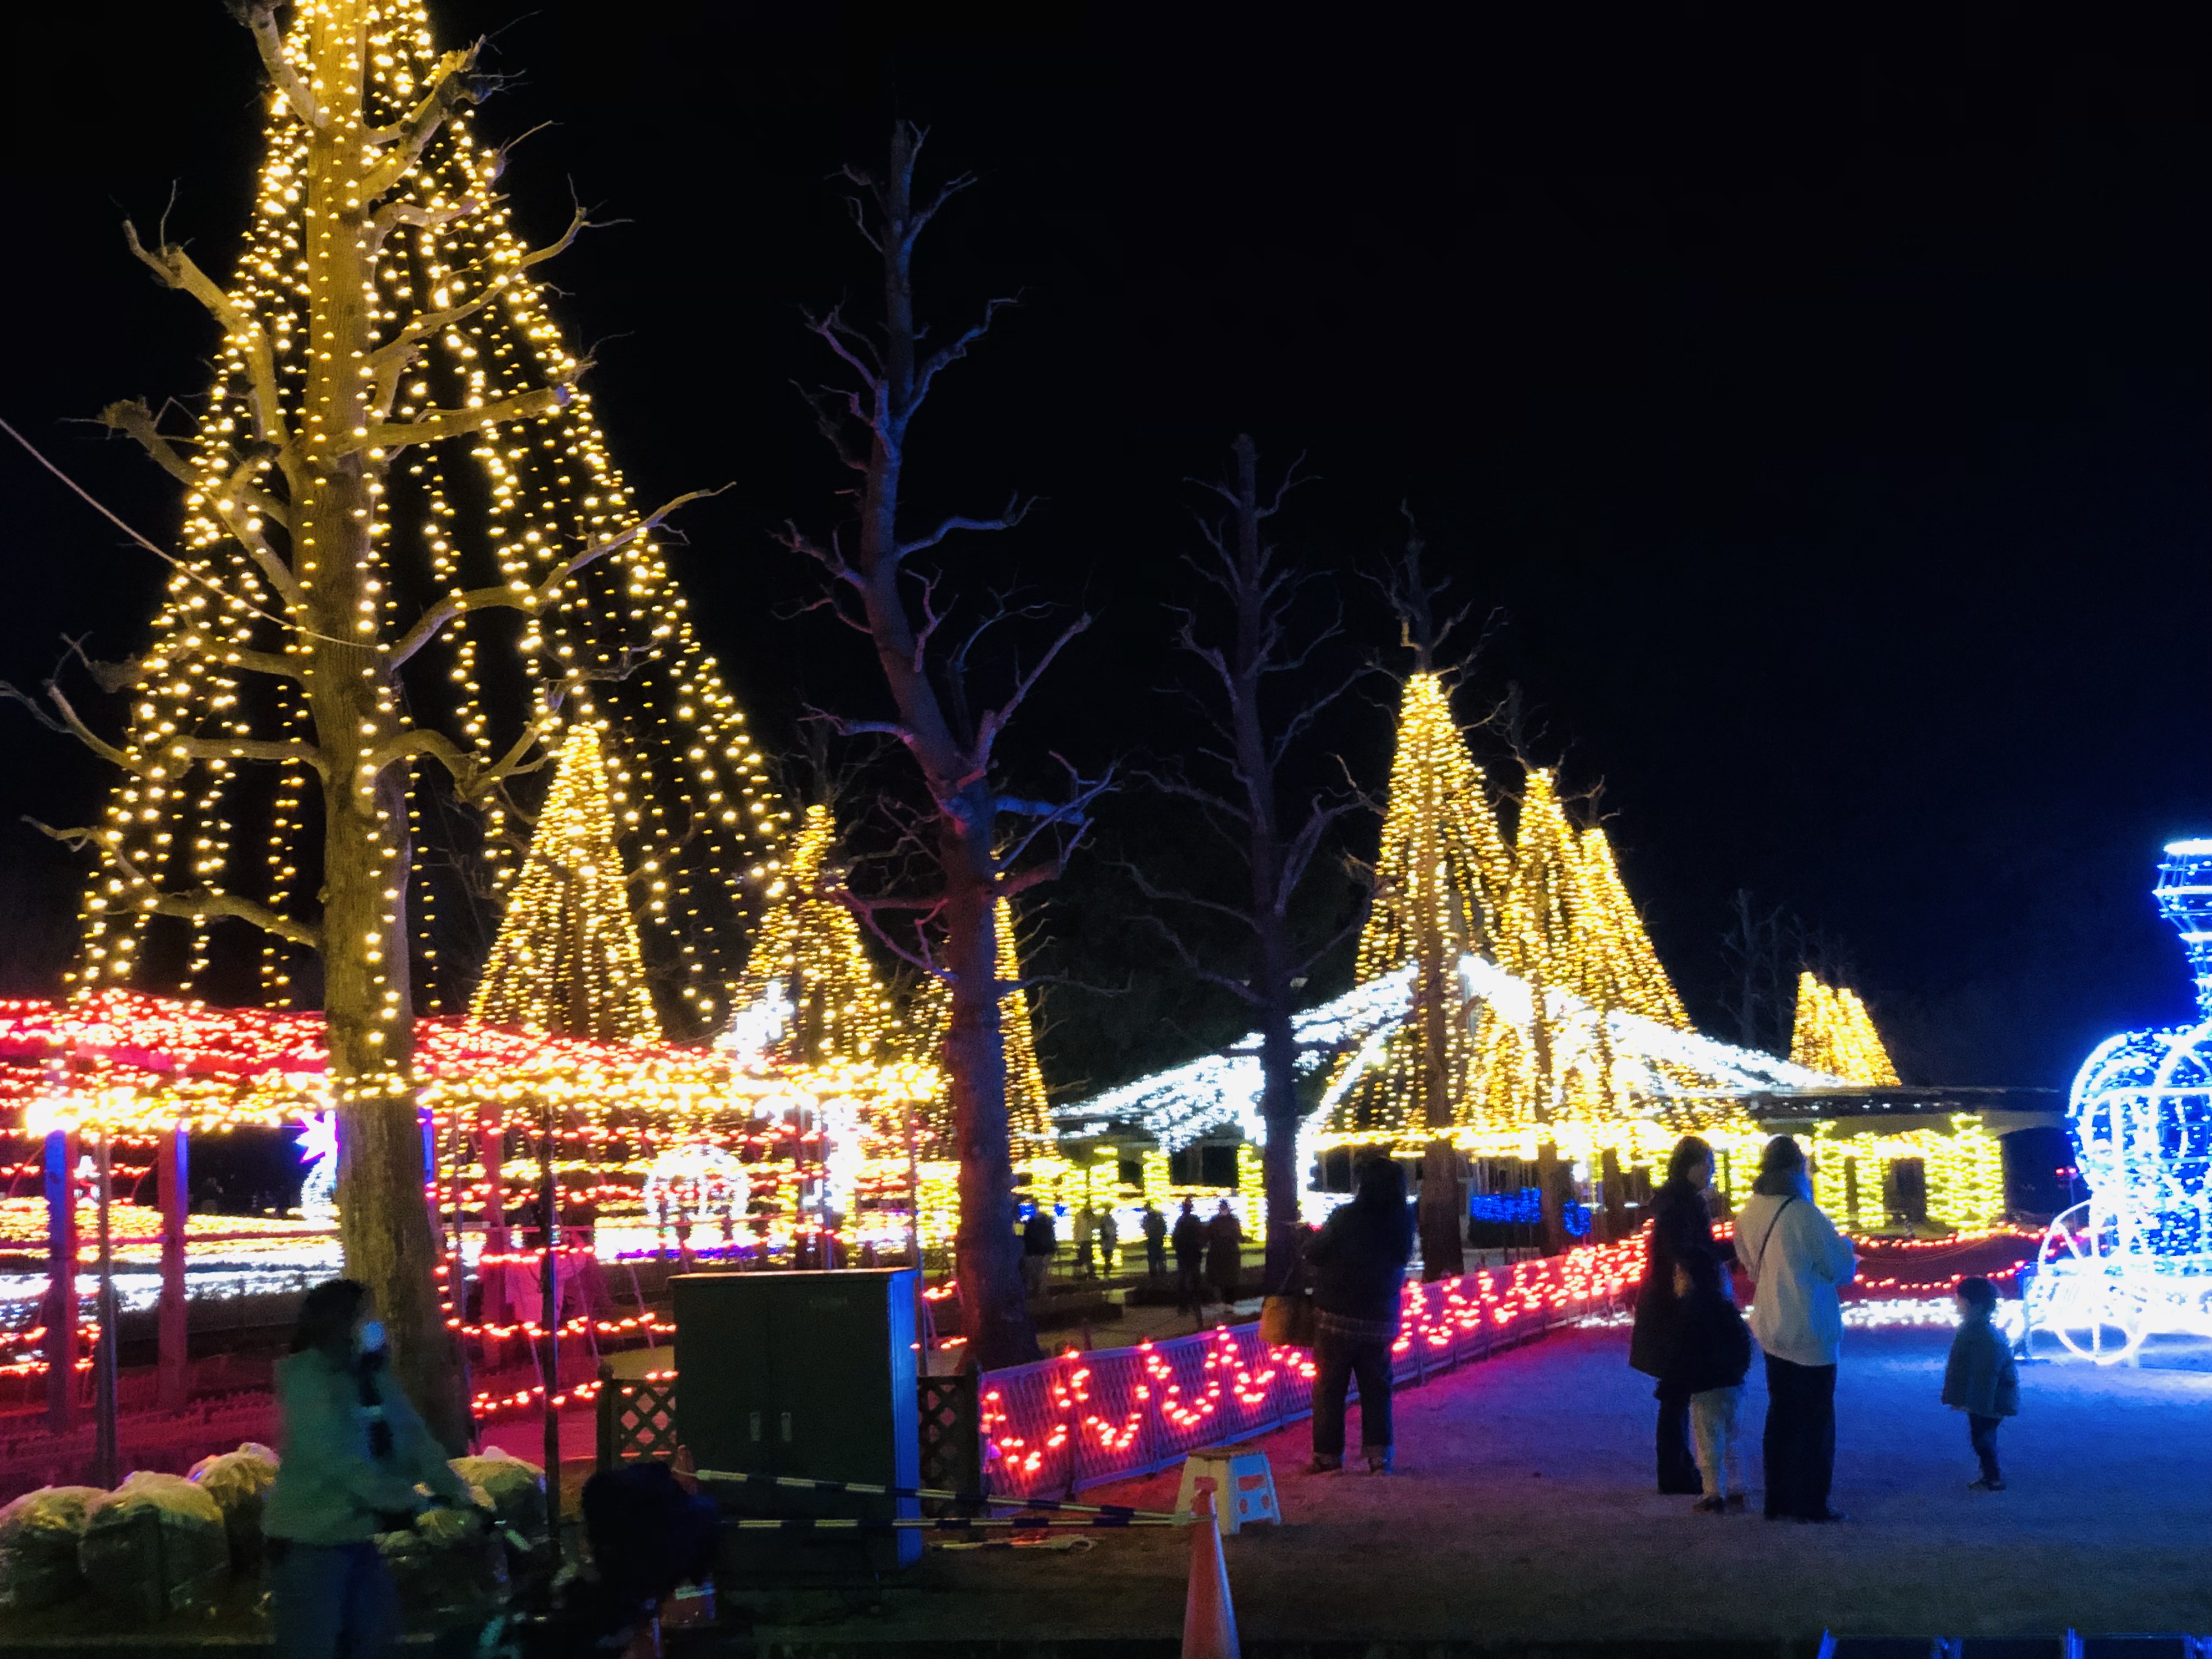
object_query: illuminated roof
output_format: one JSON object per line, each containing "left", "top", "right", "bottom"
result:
{"left": 0, "top": 991, "right": 933, "bottom": 1135}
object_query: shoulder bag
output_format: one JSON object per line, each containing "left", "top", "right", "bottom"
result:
{"left": 1741, "top": 1195, "right": 1797, "bottom": 1286}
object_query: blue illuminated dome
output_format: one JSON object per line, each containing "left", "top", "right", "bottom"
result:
{"left": 2155, "top": 838, "right": 2212, "bottom": 1019}
{"left": 2067, "top": 838, "right": 2212, "bottom": 1261}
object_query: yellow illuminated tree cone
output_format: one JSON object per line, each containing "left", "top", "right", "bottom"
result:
{"left": 912, "top": 899, "right": 1052, "bottom": 1158}
{"left": 43, "top": 0, "right": 778, "bottom": 1452}
{"left": 1470, "top": 771, "right": 1694, "bottom": 1128}
{"left": 470, "top": 725, "right": 659, "bottom": 1043}
{"left": 1354, "top": 674, "right": 1514, "bottom": 981}
{"left": 71, "top": 0, "right": 783, "bottom": 1033}
{"left": 1791, "top": 972, "right": 1900, "bottom": 1085}
{"left": 1326, "top": 673, "right": 1510, "bottom": 1142}
{"left": 1567, "top": 824, "right": 1689, "bottom": 1025}
{"left": 735, "top": 804, "right": 898, "bottom": 1065}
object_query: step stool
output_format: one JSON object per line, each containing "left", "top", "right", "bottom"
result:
{"left": 1176, "top": 1446, "right": 1279, "bottom": 1535}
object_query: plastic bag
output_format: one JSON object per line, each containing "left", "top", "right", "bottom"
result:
{"left": 78, "top": 1472, "right": 229, "bottom": 1621}
{"left": 377, "top": 1517, "right": 507, "bottom": 1624}
{"left": 0, "top": 1486, "right": 102, "bottom": 1611}
{"left": 450, "top": 1448, "right": 547, "bottom": 1540}
{"left": 188, "top": 1443, "right": 279, "bottom": 1570}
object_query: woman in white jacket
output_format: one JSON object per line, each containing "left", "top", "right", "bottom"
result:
{"left": 1734, "top": 1136, "right": 1857, "bottom": 1522}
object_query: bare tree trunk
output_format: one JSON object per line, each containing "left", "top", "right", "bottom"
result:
{"left": 1221, "top": 439, "right": 1305, "bottom": 1290}
{"left": 1141, "top": 437, "right": 1366, "bottom": 1290}
{"left": 784, "top": 125, "right": 1109, "bottom": 1370}
{"left": 940, "top": 848, "right": 1031, "bottom": 1365}
{"left": 285, "top": 3, "right": 460, "bottom": 1447}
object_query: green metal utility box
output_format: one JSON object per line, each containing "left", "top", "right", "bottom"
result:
{"left": 671, "top": 1268, "right": 921, "bottom": 1571}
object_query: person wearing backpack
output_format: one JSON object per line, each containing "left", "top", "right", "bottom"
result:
{"left": 1734, "top": 1135, "right": 1857, "bottom": 1523}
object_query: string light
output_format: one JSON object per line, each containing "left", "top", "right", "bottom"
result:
{"left": 978, "top": 1238, "right": 1647, "bottom": 1497}
{"left": 727, "top": 804, "right": 898, "bottom": 1066}
{"left": 910, "top": 899, "right": 1054, "bottom": 1159}
{"left": 470, "top": 725, "right": 659, "bottom": 1042}
{"left": 2062, "top": 838, "right": 2212, "bottom": 1263}
{"left": 70, "top": 0, "right": 785, "bottom": 1045}
{"left": 1790, "top": 973, "right": 1900, "bottom": 1085}
{"left": 1329, "top": 673, "right": 1510, "bottom": 1141}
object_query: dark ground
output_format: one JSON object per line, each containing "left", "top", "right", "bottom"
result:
{"left": 740, "top": 1322, "right": 2212, "bottom": 1647}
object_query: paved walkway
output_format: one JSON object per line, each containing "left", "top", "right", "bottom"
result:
{"left": 748, "top": 1322, "right": 2212, "bottom": 1646}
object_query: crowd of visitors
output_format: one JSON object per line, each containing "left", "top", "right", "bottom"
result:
{"left": 1623, "top": 1130, "right": 2017, "bottom": 1519}
{"left": 1008, "top": 1131, "right": 2002, "bottom": 1512}
{"left": 1018, "top": 1194, "right": 1253, "bottom": 1314}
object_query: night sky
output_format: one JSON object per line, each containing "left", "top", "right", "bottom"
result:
{"left": 2, "top": 4, "right": 2205, "bottom": 1094}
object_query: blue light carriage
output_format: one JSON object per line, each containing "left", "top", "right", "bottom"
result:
{"left": 2029, "top": 839, "right": 2212, "bottom": 1362}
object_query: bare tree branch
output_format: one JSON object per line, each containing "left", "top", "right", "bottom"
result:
{"left": 163, "top": 732, "right": 328, "bottom": 776}
{"left": 913, "top": 296, "right": 1016, "bottom": 409}
{"left": 122, "top": 224, "right": 288, "bottom": 452}
{"left": 31, "top": 818, "right": 322, "bottom": 950}
{"left": 0, "top": 681, "right": 129, "bottom": 768}
{"left": 228, "top": 0, "right": 324, "bottom": 129}
{"left": 968, "top": 612, "right": 1092, "bottom": 780}
{"left": 97, "top": 402, "right": 301, "bottom": 610}
{"left": 359, "top": 379, "right": 575, "bottom": 455}
{"left": 359, "top": 44, "right": 481, "bottom": 198}
{"left": 365, "top": 208, "right": 585, "bottom": 377}
{"left": 896, "top": 494, "right": 1033, "bottom": 560}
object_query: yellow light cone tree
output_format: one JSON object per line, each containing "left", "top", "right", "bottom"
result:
{"left": 1790, "top": 972, "right": 1900, "bottom": 1085}
{"left": 1329, "top": 667, "right": 1511, "bottom": 1277}
{"left": 736, "top": 804, "right": 899, "bottom": 1066}
{"left": 14, "top": 0, "right": 779, "bottom": 1443}
{"left": 470, "top": 725, "right": 659, "bottom": 1043}
{"left": 912, "top": 898, "right": 1053, "bottom": 1159}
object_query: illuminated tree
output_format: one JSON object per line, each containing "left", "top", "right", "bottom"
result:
{"left": 1471, "top": 770, "right": 1692, "bottom": 1127}
{"left": 1568, "top": 823, "right": 1689, "bottom": 1025}
{"left": 911, "top": 899, "right": 1053, "bottom": 1159}
{"left": 1334, "top": 535, "right": 1509, "bottom": 1277}
{"left": 736, "top": 803, "right": 899, "bottom": 1066}
{"left": 777, "top": 125, "right": 1107, "bottom": 1367}
{"left": 1135, "top": 436, "right": 1372, "bottom": 1284}
{"left": 4, "top": 0, "right": 778, "bottom": 1442}
{"left": 1790, "top": 972, "right": 1900, "bottom": 1085}
{"left": 470, "top": 724, "right": 658, "bottom": 1042}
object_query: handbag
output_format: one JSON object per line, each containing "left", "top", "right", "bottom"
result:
{"left": 1259, "top": 1251, "right": 1317, "bottom": 1347}
{"left": 1259, "top": 1289, "right": 1316, "bottom": 1347}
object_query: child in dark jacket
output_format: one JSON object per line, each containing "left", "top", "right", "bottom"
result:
{"left": 1942, "top": 1275, "right": 2019, "bottom": 1491}
{"left": 1669, "top": 1256, "right": 1753, "bottom": 1512}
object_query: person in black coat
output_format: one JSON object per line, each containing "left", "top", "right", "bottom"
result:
{"left": 1306, "top": 1157, "right": 1415, "bottom": 1475}
{"left": 1170, "top": 1199, "right": 1208, "bottom": 1314}
{"left": 1668, "top": 1254, "right": 1753, "bottom": 1511}
{"left": 1629, "top": 1135, "right": 1734, "bottom": 1494}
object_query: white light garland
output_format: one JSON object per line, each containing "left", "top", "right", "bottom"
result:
{"left": 1058, "top": 955, "right": 1834, "bottom": 1153}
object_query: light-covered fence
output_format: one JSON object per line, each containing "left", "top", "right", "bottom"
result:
{"left": 977, "top": 1238, "right": 1646, "bottom": 1499}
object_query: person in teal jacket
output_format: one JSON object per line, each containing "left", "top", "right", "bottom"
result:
{"left": 1942, "top": 1274, "right": 2019, "bottom": 1491}
{"left": 265, "top": 1279, "right": 479, "bottom": 1659}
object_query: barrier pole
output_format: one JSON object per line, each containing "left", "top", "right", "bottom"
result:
{"left": 157, "top": 1127, "right": 189, "bottom": 1410}
{"left": 539, "top": 1098, "right": 561, "bottom": 1558}
{"left": 93, "top": 1132, "right": 117, "bottom": 1491}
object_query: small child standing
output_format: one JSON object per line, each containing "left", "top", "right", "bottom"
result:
{"left": 1942, "top": 1276, "right": 2019, "bottom": 1491}
{"left": 1669, "top": 1257, "right": 1753, "bottom": 1513}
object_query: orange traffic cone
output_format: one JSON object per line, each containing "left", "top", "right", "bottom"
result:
{"left": 1182, "top": 1477, "right": 1240, "bottom": 1659}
